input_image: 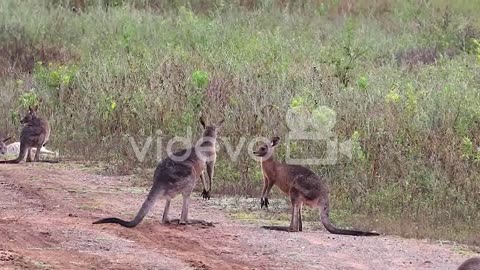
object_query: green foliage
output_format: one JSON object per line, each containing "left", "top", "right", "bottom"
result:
{"left": 121, "top": 23, "right": 135, "bottom": 53}
{"left": 34, "top": 62, "right": 76, "bottom": 89}
{"left": 473, "top": 39, "right": 480, "bottom": 62}
{"left": 357, "top": 76, "right": 368, "bottom": 91}
{"left": 311, "top": 106, "right": 336, "bottom": 132}
{"left": 385, "top": 89, "right": 400, "bottom": 104}
{"left": 351, "top": 130, "right": 366, "bottom": 162}
{"left": 461, "top": 137, "right": 474, "bottom": 159}
{"left": 325, "top": 18, "right": 367, "bottom": 87}
{"left": 99, "top": 95, "right": 118, "bottom": 121}
{"left": 191, "top": 70, "right": 209, "bottom": 89}
{"left": 10, "top": 111, "right": 19, "bottom": 125}
{"left": 289, "top": 96, "right": 305, "bottom": 108}
{"left": 404, "top": 83, "right": 419, "bottom": 118}
{"left": 18, "top": 92, "right": 39, "bottom": 108}
{"left": 461, "top": 137, "right": 480, "bottom": 161}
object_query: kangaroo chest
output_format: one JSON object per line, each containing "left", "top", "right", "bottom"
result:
{"left": 262, "top": 163, "right": 291, "bottom": 195}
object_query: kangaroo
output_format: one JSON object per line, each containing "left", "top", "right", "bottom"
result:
{"left": 93, "top": 117, "right": 223, "bottom": 228}
{"left": 0, "top": 141, "right": 59, "bottom": 161}
{"left": 253, "top": 136, "right": 379, "bottom": 236}
{"left": 458, "top": 257, "right": 480, "bottom": 270}
{"left": 0, "top": 135, "right": 13, "bottom": 155}
{"left": 0, "top": 106, "right": 51, "bottom": 164}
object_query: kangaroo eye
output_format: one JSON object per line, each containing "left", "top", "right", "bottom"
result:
{"left": 261, "top": 147, "right": 266, "bottom": 151}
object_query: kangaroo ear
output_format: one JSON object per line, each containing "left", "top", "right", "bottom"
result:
{"left": 271, "top": 136, "right": 281, "bottom": 147}
{"left": 28, "top": 106, "right": 33, "bottom": 112}
{"left": 199, "top": 117, "right": 206, "bottom": 129}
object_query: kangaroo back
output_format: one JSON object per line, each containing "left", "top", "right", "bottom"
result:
{"left": 458, "top": 257, "right": 480, "bottom": 270}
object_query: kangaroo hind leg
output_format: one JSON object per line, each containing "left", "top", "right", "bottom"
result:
{"left": 298, "top": 203, "right": 303, "bottom": 232}
{"left": 26, "top": 147, "right": 33, "bottom": 162}
{"left": 179, "top": 194, "right": 190, "bottom": 225}
{"left": 288, "top": 188, "right": 302, "bottom": 232}
{"left": 162, "top": 199, "right": 171, "bottom": 224}
{"left": 34, "top": 144, "right": 43, "bottom": 162}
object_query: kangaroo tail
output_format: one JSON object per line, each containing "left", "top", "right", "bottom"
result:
{"left": 0, "top": 143, "right": 28, "bottom": 164}
{"left": 39, "top": 147, "right": 55, "bottom": 155}
{"left": 93, "top": 186, "right": 163, "bottom": 228}
{"left": 319, "top": 199, "right": 379, "bottom": 236}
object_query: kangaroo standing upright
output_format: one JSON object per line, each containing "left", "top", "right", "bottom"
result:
{"left": 253, "top": 136, "right": 379, "bottom": 236}
{"left": 93, "top": 117, "right": 223, "bottom": 228}
{"left": 0, "top": 106, "right": 50, "bottom": 164}
{"left": 458, "top": 257, "right": 480, "bottom": 270}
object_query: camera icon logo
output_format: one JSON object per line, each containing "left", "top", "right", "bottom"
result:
{"left": 285, "top": 105, "right": 352, "bottom": 165}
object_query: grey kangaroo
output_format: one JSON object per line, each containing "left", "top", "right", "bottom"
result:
{"left": 0, "top": 106, "right": 51, "bottom": 164}
{"left": 0, "top": 135, "right": 13, "bottom": 155}
{"left": 253, "top": 136, "right": 379, "bottom": 236}
{"left": 93, "top": 117, "right": 223, "bottom": 228}
{"left": 458, "top": 257, "right": 480, "bottom": 270}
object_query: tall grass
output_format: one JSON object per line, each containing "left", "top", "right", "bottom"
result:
{"left": 0, "top": 0, "right": 479, "bottom": 245}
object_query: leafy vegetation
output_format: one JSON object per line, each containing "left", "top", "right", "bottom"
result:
{"left": 0, "top": 0, "right": 479, "bottom": 245}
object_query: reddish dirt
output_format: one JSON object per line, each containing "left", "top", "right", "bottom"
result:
{"left": 0, "top": 163, "right": 477, "bottom": 269}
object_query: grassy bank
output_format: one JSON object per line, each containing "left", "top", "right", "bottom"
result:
{"left": 0, "top": 0, "right": 479, "bottom": 245}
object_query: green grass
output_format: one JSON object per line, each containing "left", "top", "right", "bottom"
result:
{"left": 0, "top": 0, "right": 479, "bottom": 246}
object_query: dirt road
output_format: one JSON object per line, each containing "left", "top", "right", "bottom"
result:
{"left": 0, "top": 163, "right": 476, "bottom": 269}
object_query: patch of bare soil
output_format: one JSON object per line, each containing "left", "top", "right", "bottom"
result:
{"left": 0, "top": 163, "right": 476, "bottom": 269}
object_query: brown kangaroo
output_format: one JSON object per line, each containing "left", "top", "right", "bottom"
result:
{"left": 93, "top": 117, "right": 223, "bottom": 228}
{"left": 254, "top": 136, "right": 379, "bottom": 236}
{"left": 0, "top": 106, "right": 51, "bottom": 164}
{"left": 458, "top": 257, "right": 480, "bottom": 270}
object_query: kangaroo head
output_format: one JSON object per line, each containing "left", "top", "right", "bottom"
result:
{"left": 200, "top": 117, "right": 224, "bottom": 138}
{"left": 0, "top": 135, "right": 12, "bottom": 155}
{"left": 20, "top": 105, "right": 38, "bottom": 124}
{"left": 253, "top": 136, "right": 280, "bottom": 158}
